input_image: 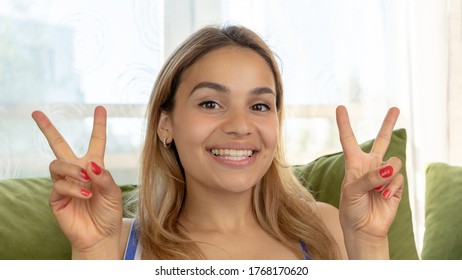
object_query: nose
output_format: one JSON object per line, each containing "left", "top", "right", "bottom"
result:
{"left": 221, "top": 107, "right": 254, "bottom": 136}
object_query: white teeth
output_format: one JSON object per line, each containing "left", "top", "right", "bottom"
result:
{"left": 211, "top": 149, "right": 253, "bottom": 160}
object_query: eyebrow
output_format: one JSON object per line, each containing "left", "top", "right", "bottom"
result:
{"left": 249, "top": 86, "right": 276, "bottom": 96}
{"left": 191, "top": 82, "right": 229, "bottom": 95}
{"left": 190, "top": 81, "right": 276, "bottom": 96}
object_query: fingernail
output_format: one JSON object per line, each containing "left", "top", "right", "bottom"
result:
{"left": 379, "top": 166, "right": 393, "bottom": 178}
{"left": 382, "top": 189, "right": 391, "bottom": 199}
{"left": 81, "top": 188, "right": 92, "bottom": 197}
{"left": 91, "top": 161, "right": 102, "bottom": 175}
{"left": 374, "top": 185, "right": 384, "bottom": 191}
{"left": 80, "top": 169, "right": 90, "bottom": 180}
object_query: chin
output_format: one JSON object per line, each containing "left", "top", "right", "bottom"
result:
{"left": 217, "top": 178, "right": 260, "bottom": 194}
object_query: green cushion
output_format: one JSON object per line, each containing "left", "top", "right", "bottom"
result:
{"left": 0, "top": 177, "right": 136, "bottom": 260}
{"left": 421, "top": 162, "right": 462, "bottom": 259}
{"left": 0, "top": 178, "right": 71, "bottom": 259}
{"left": 293, "top": 128, "right": 419, "bottom": 260}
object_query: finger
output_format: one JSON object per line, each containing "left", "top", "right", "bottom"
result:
{"left": 370, "top": 107, "right": 400, "bottom": 158}
{"left": 50, "top": 180, "right": 93, "bottom": 210}
{"left": 336, "top": 105, "right": 361, "bottom": 158}
{"left": 378, "top": 173, "right": 404, "bottom": 200}
{"left": 32, "top": 111, "right": 77, "bottom": 160}
{"left": 49, "top": 159, "right": 92, "bottom": 183}
{"left": 85, "top": 161, "right": 121, "bottom": 197}
{"left": 87, "top": 106, "right": 107, "bottom": 162}
{"left": 345, "top": 157, "right": 403, "bottom": 195}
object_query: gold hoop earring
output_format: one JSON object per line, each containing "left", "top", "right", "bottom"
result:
{"left": 163, "top": 137, "right": 171, "bottom": 149}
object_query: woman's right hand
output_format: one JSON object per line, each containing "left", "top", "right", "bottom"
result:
{"left": 32, "top": 106, "right": 123, "bottom": 259}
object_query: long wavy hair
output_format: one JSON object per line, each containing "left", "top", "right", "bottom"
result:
{"left": 129, "top": 25, "right": 340, "bottom": 259}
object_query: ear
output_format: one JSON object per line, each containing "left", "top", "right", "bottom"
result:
{"left": 157, "top": 111, "right": 173, "bottom": 143}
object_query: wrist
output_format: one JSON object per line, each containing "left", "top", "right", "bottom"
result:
{"left": 71, "top": 236, "right": 122, "bottom": 260}
{"left": 343, "top": 230, "right": 389, "bottom": 260}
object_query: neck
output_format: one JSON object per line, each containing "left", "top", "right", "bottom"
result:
{"left": 179, "top": 184, "right": 258, "bottom": 233}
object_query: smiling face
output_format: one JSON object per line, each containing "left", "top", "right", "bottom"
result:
{"left": 158, "top": 46, "right": 279, "bottom": 195}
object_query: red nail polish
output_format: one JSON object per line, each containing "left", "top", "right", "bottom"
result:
{"left": 382, "top": 189, "right": 391, "bottom": 199}
{"left": 80, "top": 169, "right": 90, "bottom": 180}
{"left": 379, "top": 166, "right": 393, "bottom": 178}
{"left": 81, "top": 188, "right": 92, "bottom": 197}
{"left": 374, "top": 185, "right": 384, "bottom": 191}
{"left": 91, "top": 161, "right": 102, "bottom": 175}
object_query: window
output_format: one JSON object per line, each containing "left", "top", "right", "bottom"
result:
{"left": 0, "top": 0, "right": 163, "bottom": 183}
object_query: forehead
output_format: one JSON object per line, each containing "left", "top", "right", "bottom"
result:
{"left": 180, "top": 46, "right": 275, "bottom": 85}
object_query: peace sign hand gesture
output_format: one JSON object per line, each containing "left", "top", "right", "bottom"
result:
{"left": 335, "top": 106, "right": 403, "bottom": 259}
{"left": 32, "top": 106, "right": 123, "bottom": 259}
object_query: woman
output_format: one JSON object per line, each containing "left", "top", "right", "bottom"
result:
{"left": 32, "top": 25, "right": 403, "bottom": 260}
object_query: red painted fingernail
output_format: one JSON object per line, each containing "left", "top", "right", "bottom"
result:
{"left": 374, "top": 185, "right": 384, "bottom": 191}
{"left": 81, "top": 188, "right": 92, "bottom": 197}
{"left": 91, "top": 161, "right": 102, "bottom": 175}
{"left": 80, "top": 169, "right": 90, "bottom": 180}
{"left": 382, "top": 189, "right": 391, "bottom": 199}
{"left": 379, "top": 166, "right": 393, "bottom": 178}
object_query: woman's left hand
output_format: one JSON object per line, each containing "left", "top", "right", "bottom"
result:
{"left": 335, "top": 105, "right": 403, "bottom": 259}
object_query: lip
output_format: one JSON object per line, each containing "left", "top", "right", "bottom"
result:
{"left": 207, "top": 142, "right": 259, "bottom": 151}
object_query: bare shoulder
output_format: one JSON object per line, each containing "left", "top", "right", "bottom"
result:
{"left": 316, "top": 201, "right": 339, "bottom": 220}
{"left": 315, "top": 202, "right": 348, "bottom": 259}
{"left": 315, "top": 202, "right": 342, "bottom": 238}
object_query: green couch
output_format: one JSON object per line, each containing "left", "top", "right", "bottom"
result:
{"left": 0, "top": 129, "right": 422, "bottom": 259}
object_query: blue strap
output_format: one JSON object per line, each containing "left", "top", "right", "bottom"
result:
{"left": 124, "top": 220, "right": 139, "bottom": 260}
{"left": 300, "top": 241, "right": 312, "bottom": 260}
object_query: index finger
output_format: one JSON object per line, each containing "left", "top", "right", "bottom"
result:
{"left": 336, "top": 105, "right": 362, "bottom": 159}
{"left": 31, "top": 111, "right": 77, "bottom": 160}
{"left": 370, "top": 107, "right": 400, "bottom": 158}
{"left": 86, "top": 106, "right": 107, "bottom": 162}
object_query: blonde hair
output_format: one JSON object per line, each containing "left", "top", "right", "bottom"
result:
{"left": 130, "top": 25, "right": 340, "bottom": 259}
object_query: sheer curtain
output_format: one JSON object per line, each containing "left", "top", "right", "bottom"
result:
{"left": 407, "top": 0, "right": 462, "bottom": 253}
{"left": 0, "top": 0, "right": 455, "bottom": 256}
{"left": 448, "top": 0, "right": 462, "bottom": 165}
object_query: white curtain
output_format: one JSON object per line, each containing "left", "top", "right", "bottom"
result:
{"left": 405, "top": 0, "right": 449, "bottom": 254}
{"left": 448, "top": 0, "right": 462, "bottom": 165}
{"left": 407, "top": 0, "right": 462, "bottom": 254}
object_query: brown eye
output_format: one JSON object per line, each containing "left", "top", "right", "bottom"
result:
{"left": 251, "top": 103, "right": 270, "bottom": 112}
{"left": 199, "top": 101, "right": 219, "bottom": 109}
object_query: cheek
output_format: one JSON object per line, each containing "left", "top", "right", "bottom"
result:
{"left": 172, "top": 114, "right": 213, "bottom": 148}
{"left": 171, "top": 116, "right": 220, "bottom": 177}
{"left": 261, "top": 117, "right": 279, "bottom": 151}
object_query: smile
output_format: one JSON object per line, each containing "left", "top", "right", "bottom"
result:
{"left": 210, "top": 149, "right": 254, "bottom": 161}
